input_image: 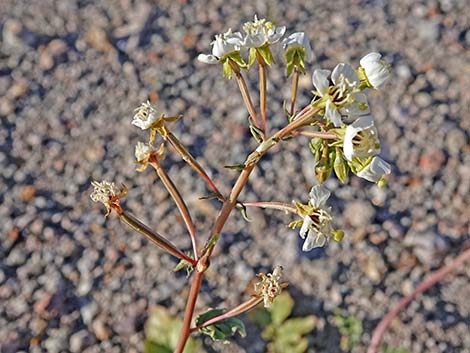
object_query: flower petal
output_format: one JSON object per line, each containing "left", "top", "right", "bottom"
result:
{"left": 357, "top": 156, "right": 391, "bottom": 182}
{"left": 309, "top": 185, "right": 331, "bottom": 208}
{"left": 268, "top": 25, "right": 286, "bottom": 43}
{"left": 325, "top": 100, "right": 343, "bottom": 127}
{"left": 299, "top": 216, "right": 313, "bottom": 239}
{"left": 302, "top": 232, "right": 327, "bottom": 251}
{"left": 331, "top": 63, "right": 359, "bottom": 86}
{"left": 312, "top": 69, "right": 330, "bottom": 96}
{"left": 198, "top": 54, "right": 219, "bottom": 64}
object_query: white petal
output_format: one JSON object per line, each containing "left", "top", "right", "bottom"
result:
{"left": 268, "top": 25, "right": 286, "bottom": 43}
{"left": 309, "top": 185, "right": 331, "bottom": 208}
{"left": 340, "top": 92, "right": 370, "bottom": 117}
{"left": 299, "top": 216, "right": 313, "bottom": 239}
{"left": 360, "top": 52, "right": 382, "bottom": 67}
{"left": 244, "top": 33, "right": 266, "bottom": 48}
{"left": 325, "top": 100, "right": 343, "bottom": 127}
{"left": 302, "top": 232, "right": 327, "bottom": 251}
{"left": 331, "top": 63, "right": 359, "bottom": 86}
{"left": 312, "top": 69, "right": 330, "bottom": 96}
{"left": 357, "top": 156, "right": 391, "bottom": 182}
{"left": 198, "top": 54, "right": 219, "bottom": 64}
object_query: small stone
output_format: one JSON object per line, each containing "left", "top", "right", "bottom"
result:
{"left": 69, "top": 330, "right": 95, "bottom": 353}
{"left": 445, "top": 129, "right": 467, "bottom": 155}
{"left": 344, "top": 201, "right": 375, "bottom": 228}
{"left": 20, "top": 185, "right": 36, "bottom": 201}
{"left": 419, "top": 149, "right": 445, "bottom": 175}
{"left": 92, "top": 318, "right": 110, "bottom": 341}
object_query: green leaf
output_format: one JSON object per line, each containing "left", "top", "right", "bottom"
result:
{"left": 198, "top": 192, "right": 223, "bottom": 201}
{"left": 249, "top": 117, "right": 265, "bottom": 143}
{"left": 278, "top": 316, "right": 316, "bottom": 339}
{"left": 224, "top": 163, "right": 246, "bottom": 171}
{"left": 172, "top": 257, "right": 194, "bottom": 276}
{"left": 270, "top": 292, "right": 294, "bottom": 326}
{"left": 248, "top": 307, "right": 272, "bottom": 327}
{"left": 145, "top": 306, "right": 202, "bottom": 353}
{"left": 269, "top": 337, "right": 309, "bottom": 353}
{"left": 196, "top": 309, "right": 246, "bottom": 342}
{"left": 228, "top": 52, "right": 247, "bottom": 69}
{"left": 235, "top": 202, "right": 251, "bottom": 222}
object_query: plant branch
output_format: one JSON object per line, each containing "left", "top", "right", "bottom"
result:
{"left": 166, "top": 131, "right": 225, "bottom": 201}
{"left": 292, "top": 130, "right": 338, "bottom": 139}
{"left": 149, "top": 156, "right": 199, "bottom": 260}
{"left": 117, "top": 208, "right": 196, "bottom": 266}
{"left": 229, "top": 60, "right": 260, "bottom": 129}
{"left": 290, "top": 68, "right": 300, "bottom": 116}
{"left": 367, "top": 244, "right": 470, "bottom": 353}
{"left": 174, "top": 271, "right": 204, "bottom": 353}
{"left": 189, "top": 297, "right": 262, "bottom": 333}
{"left": 257, "top": 53, "right": 267, "bottom": 137}
{"left": 243, "top": 201, "right": 297, "bottom": 214}
{"left": 173, "top": 105, "right": 321, "bottom": 353}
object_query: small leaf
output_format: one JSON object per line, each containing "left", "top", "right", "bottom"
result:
{"left": 173, "top": 257, "right": 194, "bottom": 276}
{"left": 309, "top": 138, "right": 323, "bottom": 155}
{"left": 248, "top": 307, "right": 272, "bottom": 327}
{"left": 278, "top": 316, "right": 316, "bottom": 340}
{"left": 224, "top": 163, "right": 246, "bottom": 171}
{"left": 199, "top": 193, "right": 224, "bottom": 202}
{"left": 196, "top": 309, "right": 246, "bottom": 342}
{"left": 236, "top": 202, "right": 252, "bottom": 222}
{"left": 144, "top": 340, "right": 172, "bottom": 353}
{"left": 249, "top": 117, "right": 265, "bottom": 143}
{"left": 270, "top": 292, "right": 294, "bottom": 326}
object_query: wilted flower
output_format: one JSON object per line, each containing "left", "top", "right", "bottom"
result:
{"left": 343, "top": 115, "right": 381, "bottom": 161}
{"left": 282, "top": 32, "right": 313, "bottom": 76}
{"left": 312, "top": 63, "right": 369, "bottom": 127}
{"left": 135, "top": 142, "right": 165, "bottom": 171}
{"left": 197, "top": 29, "right": 244, "bottom": 64}
{"left": 359, "top": 52, "right": 391, "bottom": 89}
{"left": 290, "top": 185, "right": 343, "bottom": 251}
{"left": 282, "top": 32, "right": 313, "bottom": 62}
{"left": 356, "top": 156, "right": 391, "bottom": 183}
{"left": 132, "top": 101, "right": 164, "bottom": 130}
{"left": 242, "top": 15, "right": 286, "bottom": 48}
{"left": 254, "top": 266, "right": 288, "bottom": 308}
{"left": 90, "top": 180, "right": 127, "bottom": 216}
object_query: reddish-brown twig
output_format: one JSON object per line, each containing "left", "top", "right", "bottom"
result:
{"left": 367, "top": 244, "right": 470, "bottom": 353}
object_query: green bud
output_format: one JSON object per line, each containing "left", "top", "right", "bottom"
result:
{"left": 309, "top": 137, "right": 323, "bottom": 155}
{"left": 334, "top": 151, "right": 350, "bottom": 184}
{"left": 333, "top": 230, "right": 345, "bottom": 242}
{"left": 315, "top": 160, "right": 332, "bottom": 184}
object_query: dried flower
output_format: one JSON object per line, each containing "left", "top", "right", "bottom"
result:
{"left": 254, "top": 266, "right": 288, "bottom": 308}
{"left": 135, "top": 142, "right": 165, "bottom": 171}
{"left": 90, "top": 180, "right": 127, "bottom": 216}
{"left": 131, "top": 101, "right": 164, "bottom": 130}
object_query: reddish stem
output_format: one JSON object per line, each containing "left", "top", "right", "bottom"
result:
{"left": 367, "top": 245, "right": 470, "bottom": 353}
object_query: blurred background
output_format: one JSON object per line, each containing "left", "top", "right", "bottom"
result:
{"left": 1, "top": 0, "right": 469, "bottom": 352}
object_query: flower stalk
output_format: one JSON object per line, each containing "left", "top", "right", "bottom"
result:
{"left": 257, "top": 52, "right": 268, "bottom": 137}
{"left": 228, "top": 59, "right": 260, "bottom": 128}
{"left": 290, "top": 67, "right": 300, "bottom": 116}
{"left": 149, "top": 155, "right": 199, "bottom": 260}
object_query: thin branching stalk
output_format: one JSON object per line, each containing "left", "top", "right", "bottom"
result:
{"left": 367, "top": 244, "right": 470, "bottom": 353}
{"left": 243, "top": 201, "right": 298, "bottom": 214}
{"left": 173, "top": 105, "right": 322, "bottom": 353}
{"left": 166, "top": 131, "right": 224, "bottom": 200}
{"left": 228, "top": 60, "right": 260, "bottom": 128}
{"left": 118, "top": 209, "right": 196, "bottom": 266}
{"left": 257, "top": 53, "right": 267, "bottom": 137}
{"left": 290, "top": 68, "right": 300, "bottom": 116}
{"left": 149, "top": 156, "right": 199, "bottom": 260}
{"left": 292, "top": 130, "right": 338, "bottom": 139}
{"left": 189, "top": 297, "right": 262, "bottom": 333}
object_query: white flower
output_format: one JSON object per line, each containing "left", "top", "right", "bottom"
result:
{"left": 282, "top": 32, "right": 313, "bottom": 62}
{"left": 299, "top": 185, "right": 335, "bottom": 251}
{"left": 360, "top": 52, "right": 391, "bottom": 89}
{"left": 242, "top": 15, "right": 286, "bottom": 48}
{"left": 198, "top": 29, "right": 244, "bottom": 64}
{"left": 312, "top": 63, "right": 369, "bottom": 127}
{"left": 131, "top": 101, "right": 163, "bottom": 130}
{"left": 356, "top": 156, "right": 391, "bottom": 182}
{"left": 343, "top": 115, "right": 381, "bottom": 161}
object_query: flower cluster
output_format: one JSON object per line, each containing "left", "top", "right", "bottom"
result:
{"left": 309, "top": 53, "right": 391, "bottom": 185}
{"left": 289, "top": 185, "right": 344, "bottom": 251}
{"left": 254, "top": 266, "right": 288, "bottom": 308}
{"left": 198, "top": 15, "right": 311, "bottom": 76}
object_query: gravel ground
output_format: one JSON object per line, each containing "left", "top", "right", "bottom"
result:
{"left": 1, "top": 1, "right": 470, "bottom": 352}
